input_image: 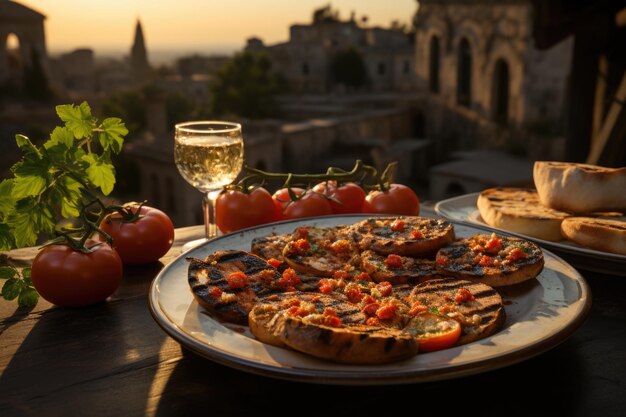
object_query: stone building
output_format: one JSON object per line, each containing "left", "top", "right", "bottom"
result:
{"left": 0, "top": 0, "right": 48, "bottom": 87}
{"left": 246, "top": 18, "right": 416, "bottom": 93}
{"left": 130, "top": 19, "right": 151, "bottom": 83}
{"left": 414, "top": 0, "right": 572, "bottom": 156}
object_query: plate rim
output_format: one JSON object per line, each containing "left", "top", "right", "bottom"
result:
{"left": 149, "top": 214, "right": 592, "bottom": 385}
{"left": 434, "top": 192, "right": 626, "bottom": 263}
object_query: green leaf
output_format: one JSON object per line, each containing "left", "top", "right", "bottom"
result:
{"left": 0, "top": 224, "right": 14, "bottom": 250}
{"left": 17, "top": 286, "right": 39, "bottom": 308}
{"left": 0, "top": 179, "right": 15, "bottom": 217}
{"left": 0, "top": 266, "right": 17, "bottom": 279}
{"left": 46, "top": 126, "right": 75, "bottom": 149}
{"left": 51, "top": 175, "right": 83, "bottom": 218}
{"left": 56, "top": 102, "right": 96, "bottom": 139}
{"left": 7, "top": 199, "right": 55, "bottom": 248}
{"left": 15, "top": 135, "right": 40, "bottom": 156}
{"left": 98, "top": 118, "right": 128, "bottom": 154}
{"left": 82, "top": 154, "right": 116, "bottom": 195}
{"left": 11, "top": 153, "right": 50, "bottom": 199}
{"left": 2, "top": 278, "right": 24, "bottom": 300}
{"left": 22, "top": 267, "right": 31, "bottom": 279}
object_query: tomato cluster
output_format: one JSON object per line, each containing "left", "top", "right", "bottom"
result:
{"left": 215, "top": 181, "right": 420, "bottom": 233}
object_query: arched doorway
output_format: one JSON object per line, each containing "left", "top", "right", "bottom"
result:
{"left": 429, "top": 36, "right": 440, "bottom": 93}
{"left": 492, "top": 59, "right": 510, "bottom": 125}
{"left": 5, "top": 33, "right": 23, "bottom": 81}
{"left": 456, "top": 38, "right": 472, "bottom": 107}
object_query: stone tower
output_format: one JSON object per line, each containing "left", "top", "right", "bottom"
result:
{"left": 0, "top": 0, "right": 48, "bottom": 84}
{"left": 130, "top": 19, "right": 150, "bottom": 82}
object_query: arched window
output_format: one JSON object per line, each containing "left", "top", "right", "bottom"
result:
{"left": 457, "top": 38, "right": 472, "bottom": 107}
{"left": 429, "top": 36, "right": 440, "bottom": 93}
{"left": 492, "top": 59, "right": 510, "bottom": 125}
{"left": 5, "top": 33, "right": 22, "bottom": 74}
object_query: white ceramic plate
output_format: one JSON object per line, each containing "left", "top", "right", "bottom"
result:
{"left": 435, "top": 193, "right": 626, "bottom": 276}
{"left": 149, "top": 214, "right": 591, "bottom": 385}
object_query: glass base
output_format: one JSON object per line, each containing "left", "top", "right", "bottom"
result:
{"left": 181, "top": 237, "right": 209, "bottom": 253}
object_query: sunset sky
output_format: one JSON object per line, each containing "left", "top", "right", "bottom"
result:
{"left": 17, "top": 0, "right": 417, "bottom": 61}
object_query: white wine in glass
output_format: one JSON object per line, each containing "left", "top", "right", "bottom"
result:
{"left": 174, "top": 121, "right": 244, "bottom": 250}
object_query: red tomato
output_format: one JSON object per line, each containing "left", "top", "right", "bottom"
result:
{"left": 363, "top": 184, "right": 420, "bottom": 216}
{"left": 408, "top": 312, "right": 461, "bottom": 352}
{"left": 271, "top": 187, "right": 305, "bottom": 220}
{"left": 216, "top": 187, "right": 276, "bottom": 233}
{"left": 100, "top": 205, "right": 174, "bottom": 265}
{"left": 31, "top": 241, "right": 123, "bottom": 307}
{"left": 312, "top": 181, "right": 366, "bottom": 214}
{"left": 282, "top": 191, "right": 333, "bottom": 220}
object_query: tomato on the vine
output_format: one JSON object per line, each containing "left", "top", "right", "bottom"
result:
{"left": 100, "top": 205, "right": 174, "bottom": 265}
{"left": 31, "top": 241, "right": 123, "bottom": 307}
{"left": 312, "top": 181, "right": 366, "bottom": 214}
{"left": 277, "top": 190, "right": 333, "bottom": 220}
{"left": 216, "top": 187, "right": 276, "bottom": 233}
{"left": 271, "top": 187, "right": 305, "bottom": 220}
{"left": 362, "top": 183, "right": 420, "bottom": 216}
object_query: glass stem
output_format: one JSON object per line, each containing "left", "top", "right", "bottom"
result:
{"left": 203, "top": 190, "right": 221, "bottom": 239}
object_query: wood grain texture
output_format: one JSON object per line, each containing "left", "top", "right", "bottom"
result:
{"left": 1, "top": 223, "right": 626, "bottom": 417}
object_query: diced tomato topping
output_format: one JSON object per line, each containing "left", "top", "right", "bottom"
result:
{"left": 330, "top": 239, "right": 351, "bottom": 254}
{"left": 472, "top": 254, "right": 482, "bottom": 265}
{"left": 323, "top": 307, "right": 337, "bottom": 316}
{"left": 436, "top": 255, "right": 449, "bottom": 266}
{"left": 324, "top": 315, "right": 343, "bottom": 327}
{"left": 355, "top": 272, "right": 371, "bottom": 281}
{"left": 410, "top": 229, "right": 424, "bottom": 239}
{"left": 506, "top": 247, "right": 528, "bottom": 262}
{"left": 376, "top": 303, "right": 398, "bottom": 320}
{"left": 366, "top": 317, "right": 380, "bottom": 326}
{"left": 479, "top": 255, "right": 494, "bottom": 267}
{"left": 267, "top": 258, "right": 283, "bottom": 268}
{"left": 278, "top": 268, "right": 302, "bottom": 291}
{"left": 295, "top": 227, "right": 310, "bottom": 239}
{"left": 318, "top": 279, "right": 334, "bottom": 294}
{"left": 408, "top": 301, "right": 428, "bottom": 316}
{"left": 375, "top": 281, "right": 393, "bottom": 297}
{"left": 293, "top": 238, "right": 310, "bottom": 255}
{"left": 362, "top": 302, "right": 380, "bottom": 316}
{"left": 310, "top": 295, "right": 322, "bottom": 302}
{"left": 284, "top": 298, "right": 301, "bottom": 307}
{"left": 226, "top": 271, "right": 248, "bottom": 289}
{"left": 390, "top": 219, "right": 406, "bottom": 232}
{"left": 362, "top": 294, "right": 376, "bottom": 305}
{"left": 454, "top": 288, "right": 476, "bottom": 303}
{"left": 287, "top": 306, "right": 311, "bottom": 317}
{"left": 485, "top": 237, "right": 503, "bottom": 254}
{"left": 384, "top": 254, "right": 403, "bottom": 269}
{"left": 208, "top": 286, "right": 222, "bottom": 298}
{"left": 332, "top": 270, "right": 349, "bottom": 280}
{"left": 344, "top": 286, "right": 363, "bottom": 303}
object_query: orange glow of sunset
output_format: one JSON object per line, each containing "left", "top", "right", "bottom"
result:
{"left": 16, "top": 0, "right": 417, "bottom": 58}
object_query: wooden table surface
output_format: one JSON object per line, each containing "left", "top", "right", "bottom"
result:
{"left": 1, "top": 222, "right": 625, "bottom": 417}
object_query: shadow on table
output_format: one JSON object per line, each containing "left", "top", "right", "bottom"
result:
{"left": 153, "top": 341, "right": 585, "bottom": 417}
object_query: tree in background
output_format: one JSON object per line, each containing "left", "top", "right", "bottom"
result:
{"left": 330, "top": 47, "right": 368, "bottom": 89}
{"left": 313, "top": 4, "right": 340, "bottom": 23}
{"left": 210, "top": 51, "right": 287, "bottom": 119}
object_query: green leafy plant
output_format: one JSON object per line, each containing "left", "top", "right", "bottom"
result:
{"left": 0, "top": 102, "right": 128, "bottom": 307}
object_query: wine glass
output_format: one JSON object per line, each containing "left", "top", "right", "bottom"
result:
{"left": 174, "top": 121, "right": 244, "bottom": 251}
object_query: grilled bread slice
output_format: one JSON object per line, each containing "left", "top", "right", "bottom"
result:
{"left": 406, "top": 278, "right": 506, "bottom": 345}
{"left": 477, "top": 187, "right": 570, "bottom": 241}
{"left": 282, "top": 226, "right": 360, "bottom": 276}
{"left": 534, "top": 161, "right": 626, "bottom": 213}
{"left": 249, "top": 291, "right": 419, "bottom": 364}
{"left": 360, "top": 249, "right": 447, "bottom": 284}
{"left": 351, "top": 217, "right": 455, "bottom": 257}
{"left": 561, "top": 217, "right": 626, "bottom": 255}
{"left": 251, "top": 234, "right": 290, "bottom": 260}
{"left": 435, "top": 234, "right": 544, "bottom": 287}
{"left": 188, "top": 251, "right": 281, "bottom": 324}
